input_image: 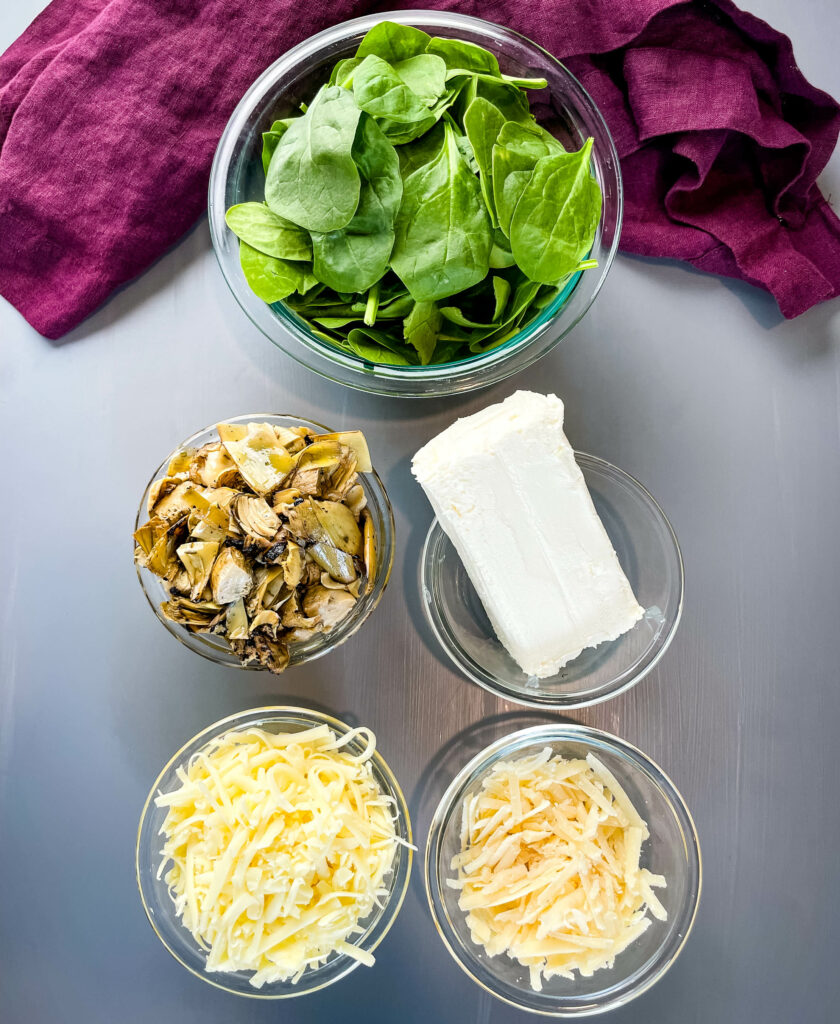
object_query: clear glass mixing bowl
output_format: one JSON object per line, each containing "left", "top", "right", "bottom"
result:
{"left": 137, "top": 706, "right": 413, "bottom": 997}
{"left": 134, "top": 414, "right": 394, "bottom": 671}
{"left": 208, "top": 11, "right": 622, "bottom": 397}
{"left": 425, "top": 723, "right": 701, "bottom": 1016}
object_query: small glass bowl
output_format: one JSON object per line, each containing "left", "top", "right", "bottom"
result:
{"left": 208, "top": 10, "right": 622, "bottom": 397}
{"left": 420, "top": 454, "right": 683, "bottom": 708}
{"left": 134, "top": 413, "right": 394, "bottom": 670}
{"left": 425, "top": 723, "right": 701, "bottom": 1016}
{"left": 137, "top": 706, "right": 413, "bottom": 998}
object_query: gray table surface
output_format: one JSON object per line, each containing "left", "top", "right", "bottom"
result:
{"left": 2, "top": 1, "right": 840, "bottom": 1021}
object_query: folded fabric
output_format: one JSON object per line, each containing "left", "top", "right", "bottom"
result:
{"left": 0, "top": 0, "right": 837, "bottom": 339}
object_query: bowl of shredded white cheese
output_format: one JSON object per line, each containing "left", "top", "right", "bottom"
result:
{"left": 136, "top": 706, "right": 413, "bottom": 997}
{"left": 424, "top": 723, "right": 700, "bottom": 1016}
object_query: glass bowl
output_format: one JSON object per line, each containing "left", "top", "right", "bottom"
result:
{"left": 137, "top": 706, "right": 413, "bottom": 998}
{"left": 424, "top": 723, "right": 701, "bottom": 1016}
{"left": 208, "top": 10, "right": 622, "bottom": 397}
{"left": 134, "top": 413, "right": 394, "bottom": 670}
{"left": 420, "top": 454, "right": 683, "bottom": 708}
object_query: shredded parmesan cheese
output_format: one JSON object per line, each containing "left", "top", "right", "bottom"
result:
{"left": 155, "top": 724, "right": 404, "bottom": 987}
{"left": 449, "top": 750, "right": 667, "bottom": 990}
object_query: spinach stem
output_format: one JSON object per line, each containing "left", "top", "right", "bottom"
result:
{"left": 577, "top": 259, "right": 599, "bottom": 272}
{"left": 364, "top": 281, "right": 381, "bottom": 326}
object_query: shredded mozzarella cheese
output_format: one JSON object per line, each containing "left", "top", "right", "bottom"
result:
{"left": 155, "top": 724, "right": 401, "bottom": 987}
{"left": 449, "top": 750, "right": 667, "bottom": 990}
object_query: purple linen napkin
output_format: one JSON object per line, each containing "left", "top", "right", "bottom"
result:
{"left": 0, "top": 0, "right": 838, "bottom": 338}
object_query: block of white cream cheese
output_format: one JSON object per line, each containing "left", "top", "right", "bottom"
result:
{"left": 412, "top": 391, "right": 644, "bottom": 678}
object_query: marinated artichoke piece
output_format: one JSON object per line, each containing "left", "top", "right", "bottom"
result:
{"left": 272, "top": 488, "right": 301, "bottom": 514}
{"left": 248, "top": 566, "right": 286, "bottom": 616}
{"left": 147, "top": 477, "right": 179, "bottom": 517}
{"left": 317, "top": 431, "right": 372, "bottom": 473}
{"left": 309, "top": 542, "right": 356, "bottom": 584}
{"left": 282, "top": 541, "right": 305, "bottom": 588}
{"left": 176, "top": 541, "right": 219, "bottom": 601}
{"left": 210, "top": 546, "right": 253, "bottom": 604}
{"left": 189, "top": 443, "right": 240, "bottom": 488}
{"left": 225, "top": 597, "right": 249, "bottom": 640}
{"left": 345, "top": 484, "right": 367, "bottom": 517}
{"left": 302, "top": 585, "right": 356, "bottom": 631}
{"left": 135, "top": 421, "right": 378, "bottom": 673}
{"left": 230, "top": 494, "right": 281, "bottom": 540}
{"left": 146, "top": 516, "right": 189, "bottom": 577}
{"left": 217, "top": 422, "right": 293, "bottom": 495}
{"left": 293, "top": 439, "right": 343, "bottom": 474}
{"left": 151, "top": 481, "right": 196, "bottom": 521}
{"left": 313, "top": 500, "right": 362, "bottom": 556}
{"left": 362, "top": 510, "right": 377, "bottom": 589}
{"left": 167, "top": 449, "right": 194, "bottom": 477}
{"left": 160, "top": 597, "right": 219, "bottom": 630}
{"left": 250, "top": 609, "right": 280, "bottom": 634}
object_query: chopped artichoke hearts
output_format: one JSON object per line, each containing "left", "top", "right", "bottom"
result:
{"left": 135, "top": 422, "right": 377, "bottom": 673}
{"left": 217, "top": 422, "right": 293, "bottom": 495}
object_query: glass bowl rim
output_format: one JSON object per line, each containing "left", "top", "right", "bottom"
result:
{"left": 136, "top": 704, "right": 414, "bottom": 999}
{"left": 207, "top": 9, "right": 623, "bottom": 391}
{"left": 133, "top": 412, "right": 395, "bottom": 670}
{"left": 423, "top": 721, "right": 702, "bottom": 1017}
{"left": 420, "top": 451, "right": 684, "bottom": 708}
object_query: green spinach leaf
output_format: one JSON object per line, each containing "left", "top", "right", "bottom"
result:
{"left": 225, "top": 203, "right": 312, "bottom": 261}
{"left": 265, "top": 85, "right": 362, "bottom": 233}
{"left": 239, "top": 241, "right": 316, "bottom": 303}
{"left": 391, "top": 124, "right": 492, "bottom": 302}
{"left": 353, "top": 55, "right": 434, "bottom": 125}
{"left": 509, "top": 138, "right": 601, "bottom": 283}
{"left": 463, "top": 96, "right": 507, "bottom": 226}
{"left": 390, "top": 54, "right": 447, "bottom": 106}
{"left": 403, "top": 301, "right": 441, "bottom": 364}
{"left": 426, "top": 37, "right": 500, "bottom": 76}
{"left": 356, "top": 22, "right": 431, "bottom": 63}
{"left": 330, "top": 57, "right": 361, "bottom": 87}
{"left": 311, "top": 114, "right": 402, "bottom": 293}
{"left": 492, "top": 120, "right": 564, "bottom": 235}
{"left": 261, "top": 119, "right": 292, "bottom": 174}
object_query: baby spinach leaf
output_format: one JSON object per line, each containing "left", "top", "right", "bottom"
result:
{"left": 239, "top": 242, "right": 316, "bottom": 303}
{"left": 313, "top": 316, "right": 362, "bottom": 328}
{"left": 509, "top": 138, "right": 601, "bottom": 283}
{"left": 390, "top": 54, "right": 447, "bottom": 106}
{"left": 463, "top": 96, "right": 507, "bottom": 226}
{"left": 438, "top": 306, "right": 497, "bottom": 329}
{"left": 492, "top": 275, "right": 511, "bottom": 320}
{"left": 225, "top": 203, "right": 312, "bottom": 261}
{"left": 492, "top": 120, "right": 564, "bottom": 235}
{"left": 353, "top": 55, "right": 433, "bottom": 125}
{"left": 391, "top": 124, "right": 492, "bottom": 302}
{"left": 346, "top": 327, "right": 415, "bottom": 365}
{"left": 403, "top": 301, "right": 441, "bottom": 364}
{"left": 475, "top": 77, "right": 532, "bottom": 124}
{"left": 265, "top": 85, "right": 362, "bottom": 233}
{"left": 330, "top": 57, "right": 361, "bottom": 87}
{"left": 356, "top": 21, "right": 431, "bottom": 63}
{"left": 426, "top": 37, "right": 500, "bottom": 76}
{"left": 454, "top": 132, "right": 478, "bottom": 173}
{"left": 489, "top": 228, "right": 517, "bottom": 268}
{"left": 310, "top": 114, "right": 402, "bottom": 293}
{"left": 261, "top": 119, "right": 292, "bottom": 174}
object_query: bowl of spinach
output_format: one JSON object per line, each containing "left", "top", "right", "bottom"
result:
{"left": 209, "top": 12, "right": 621, "bottom": 397}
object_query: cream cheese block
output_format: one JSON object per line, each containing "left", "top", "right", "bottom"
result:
{"left": 412, "top": 391, "right": 644, "bottom": 678}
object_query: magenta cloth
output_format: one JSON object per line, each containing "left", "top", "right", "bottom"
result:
{"left": 1, "top": 0, "right": 839, "bottom": 338}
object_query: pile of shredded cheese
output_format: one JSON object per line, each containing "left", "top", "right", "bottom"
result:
{"left": 155, "top": 724, "right": 402, "bottom": 987}
{"left": 449, "top": 749, "right": 666, "bottom": 990}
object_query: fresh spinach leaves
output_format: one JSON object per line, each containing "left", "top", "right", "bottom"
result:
{"left": 226, "top": 21, "right": 602, "bottom": 366}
